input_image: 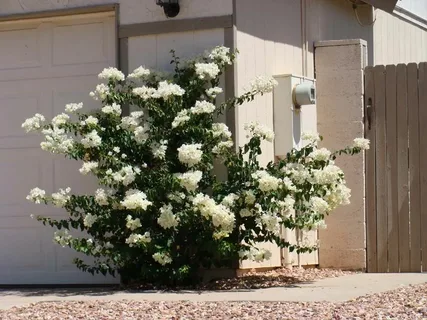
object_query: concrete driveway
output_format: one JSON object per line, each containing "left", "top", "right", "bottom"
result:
{"left": 0, "top": 273, "right": 426, "bottom": 310}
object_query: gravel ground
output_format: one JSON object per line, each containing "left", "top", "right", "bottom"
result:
{"left": 1, "top": 269, "right": 426, "bottom": 319}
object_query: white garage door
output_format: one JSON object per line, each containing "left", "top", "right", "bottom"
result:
{"left": 0, "top": 12, "right": 118, "bottom": 284}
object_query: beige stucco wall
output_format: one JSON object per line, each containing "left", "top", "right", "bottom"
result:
{"left": 315, "top": 39, "right": 367, "bottom": 270}
{"left": 0, "top": 0, "right": 233, "bottom": 25}
{"left": 373, "top": 9, "right": 427, "bottom": 65}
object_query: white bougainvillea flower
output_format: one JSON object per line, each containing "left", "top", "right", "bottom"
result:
{"left": 190, "top": 100, "right": 216, "bottom": 115}
{"left": 151, "top": 140, "right": 168, "bottom": 159}
{"left": 53, "top": 229, "right": 72, "bottom": 247}
{"left": 26, "top": 187, "right": 46, "bottom": 204}
{"left": 172, "top": 110, "right": 190, "bottom": 128}
{"left": 308, "top": 148, "right": 331, "bottom": 162}
{"left": 79, "top": 161, "right": 98, "bottom": 175}
{"left": 252, "top": 170, "right": 281, "bottom": 192}
{"left": 89, "top": 83, "right": 110, "bottom": 101}
{"left": 157, "top": 204, "right": 179, "bottom": 229}
{"left": 127, "top": 66, "right": 150, "bottom": 79}
{"left": 244, "top": 122, "right": 275, "bottom": 142}
{"left": 207, "top": 46, "right": 231, "bottom": 65}
{"left": 176, "top": 170, "right": 203, "bottom": 192}
{"left": 98, "top": 67, "right": 125, "bottom": 81}
{"left": 125, "top": 215, "right": 142, "bottom": 231}
{"left": 125, "top": 232, "right": 151, "bottom": 247}
{"left": 195, "top": 63, "right": 220, "bottom": 80}
{"left": 211, "top": 123, "right": 231, "bottom": 139}
{"left": 121, "top": 189, "right": 152, "bottom": 210}
{"left": 81, "top": 116, "right": 99, "bottom": 126}
{"left": 206, "top": 87, "right": 223, "bottom": 98}
{"left": 65, "top": 102, "right": 83, "bottom": 113}
{"left": 249, "top": 76, "right": 278, "bottom": 93}
{"left": 51, "top": 187, "right": 71, "bottom": 208}
{"left": 301, "top": 131, "right": 321, "bottom": 144}
{"left": 156, "top": 81, "right": 185, "bottom": 99}
{"left": 83, "top": 213, "right": 97, "bottom": 228}
{"left": 40, "top": 127, "right": 74, "bottom": 154}
{"left": 177, "top": 143, "right": 203, "bottom": 167}
{"left": 102, "top": 103, "right": 122, "bottom": 116}
{"left": 52, "top": 113, "right": 70, "bottom": 127}
{"left": 132, "top": 86, "right": 159, "bottom": 100}
{"left": 353, "top": 138, "right": 370, "bottom": 150}
{"left": 152, "top": 252, "right": 172, "bottom": 265}
{"left": 22, "top": 113, "right": 46, "bottom": 133}
{"left": 94, "top": 188, "right": 109, "bottom": 206}
{"left": 81, "top": 130, "right": 102, "bottom": 148}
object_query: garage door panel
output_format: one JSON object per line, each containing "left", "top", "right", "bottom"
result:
{"left": 0, "top": 27, "right": 42, "bottom": 70}
{"left": 52, "top": 22, "right": 108, "bottom": 66}
{"left": 0, "top": 149, "right": 53, "bottom": 209}
{"left": 0, "top": 12, "right": 117, "bottom": 284}
{"left": 0, "top": 227, "right": 46, "bottom": 270}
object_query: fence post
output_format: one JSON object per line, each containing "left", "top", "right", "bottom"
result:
{"left": 314, "top": 39, "right": 368, "bottom": 270}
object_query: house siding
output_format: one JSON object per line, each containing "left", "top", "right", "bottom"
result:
{"left": 373, "top": 9, "right": 427, "bottom": 65}
{"left": 0, "top": 0, "right": 233, "bottom": 25}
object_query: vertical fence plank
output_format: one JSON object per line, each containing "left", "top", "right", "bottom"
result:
{"left": 396, "top": 64, "right": 411, "bottom": 272}
{"left": 374, "top": 65, "right": 388, "bottom": 273}
{"left": 365, "top": 66, "right": 377, "bottom": 272}
{"left": 419, "top": 62, "right": 427, "bottom": 272}
{"left": 385, "top": 65, "right": 399, "bottom": 272}
{"left": 408, "top": 63, "right": 421, "bottom": 272}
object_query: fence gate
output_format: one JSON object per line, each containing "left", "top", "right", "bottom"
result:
{"left": 365, "top": 63, "right": 427, "bottom": 272}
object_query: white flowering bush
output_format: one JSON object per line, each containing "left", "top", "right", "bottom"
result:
{"left": 23, "top": 46, "right": 369, "bottom": 286}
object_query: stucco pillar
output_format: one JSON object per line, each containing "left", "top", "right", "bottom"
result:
{"left": 314, "top": 39, "right": 367, "bottom": 270}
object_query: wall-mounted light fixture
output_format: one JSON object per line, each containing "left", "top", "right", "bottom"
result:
{"left": 156, "top": 0, "right": 180, "bottom": 18}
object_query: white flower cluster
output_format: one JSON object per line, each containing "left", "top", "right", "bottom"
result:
{"left": 51, "top": 113, "right": 70, "bottom": 127}
{"left": 244, "top": 190, "right": 256, "bottom": 205}
{"left": 176, "top": 170, "right": 203, "bottom": 192}
{"left": 239, "top": 208, "right": 253, "bottom": 217}
{"left": 326, "top": 183, "right": 351, "bottom": 210}
{"left": 22, "top": 114, "right": 45, "bottom": 132}
{"left": 259, "top": 212, "right": 282, "bottom": 235}
{"left": 172, "top": 109, "right": 191, "bottom": 128}
{"left": 206, "top": 87, "right": 223, "bottom": 98}
{"left": 40, "top": 127, "right": 74, "bottom": 154}
{"left": 94, "top": 188, "right": 109, "bottom": 206}
{"left": 212, "top": 140, "right": 233, "bottom": 155}
{"left": 168, "top": 192, "right": 186, "bottom": 203}
{"left": 134, "top": 125, "right": 150, "bottom": 144}
{"left": 79, "top": 161, "right": 98, "bottom": 175}
{"left": 81, "top": 130, "right": 102, "bottom": 148}
{"left": 239, "top": 247, "right": 272, "bottom": 262}
{"left": 132, "top": 86, "right": 159, "bottom": 100}
{"left": 121, "top": 189, "right": 152, "bottom": 210}
{"left": 309, "top": 196, "right": 329, "bottom": 215}
{"left": 81, "top": 116, "right": 98, "bottom": 126}
{"left": 252, "top": 170, "right": 281, "bottom": 192}
{"left": 282, "top": 177, "right": 297, "bottom": 191}
{"left": 125, "top": 232, "right": 151, "bottom": 247}
{"left": 53, "top": 229, "right": 73, "bottom": 247}
{"left": 156, "top": 81, "right": 185, "bottom": 99}
{"left": 308, "top": 148, "right": 331, "bottom": 162}
{"left": 244, "top": 122, "right": 275, "bottom": 142}
{"left": 65, "top": 102, "right": 83, "bottom": 113}
{"left": 278, "top": 195, "right": 296, "bottom": 217}
{"left": 102, "top": 103, "right": 122, "bottom": 116}
{"left": 90, "top": 83, "right": 110, "bottom": 101}
{"left": 152, "top": 252, "right": 172, "bottom": 265}
{"left": 52, "top": 187, "right": 71, "bottom": 208}
{"left": 249, "top": 76, "right": 278, "bottom": 93}
{"left": 127, "top": 66, "right": 150, "bottom": 79}
{"left": 121, "top": 111, "right": 144, "bottom": 130}
{"left": 192, "top": 193, "right": 235, "bottom": 237}
{"left": 211, "top": 123, "right": 231, "bottom": 139}
{"left": 208, "top": 46, "right": 231, "bottom": 65}
{"left": 221, "top": 193, "right": 238, "bottom": 208}
{"left": 285, "top": 163, "right": 310, "bottom": 185}
{"left": 151, "top": 140, "right": 168, "bottom": 159}
{"left": 353, "top": 138, "right": 370, "bottom": 150}
{"left": 312, "top": 164, "right": 342, "bottom": 185}
{"left": 83, "top": 213, "right": 97, "bottom": 228}
{"left": 190, "top": 100, "right": 216, "bottom": 115}
{"left": 126, "top": 215, "right": 142, "bottom": 231}
{"left": 195, "top": 63, "right": 220, "bottom": 80}
{"left": 301, "top": 131, "right": 321, "bottom": 144}
{"left": 177, "top": 143, "right": 203, "bottom": 167}
{"left": 111, "top": 166, "right": 140, "bottom": 186}
{"left": 98, "top": 67, "right": 125, "bottom": 82}
{"left": 158, "top": 204, "right": 179, "bottom": 229}
{"left": 26, "top": 187, "right": 46, "bottom": 204}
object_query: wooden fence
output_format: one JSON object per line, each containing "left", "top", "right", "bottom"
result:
{"left": 365, "top": 63, "right": 427, "bottom": 272}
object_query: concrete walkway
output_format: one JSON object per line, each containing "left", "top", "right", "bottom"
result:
{"left": 0, "top": 273, "right": 426, "bottom": 310}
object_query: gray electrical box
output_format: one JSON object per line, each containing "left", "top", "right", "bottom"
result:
{"left": 293, "top": 82, "right": 316, "bottom": 107}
